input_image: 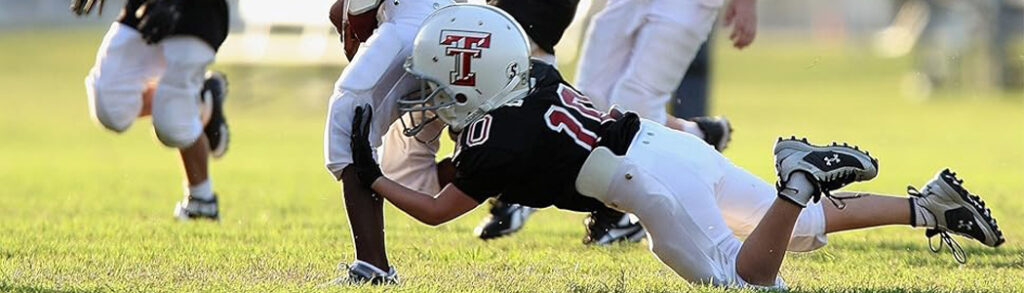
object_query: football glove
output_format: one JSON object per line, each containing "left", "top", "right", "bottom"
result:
{"left": 70, "top": 0, "right": 105, "bottom": 16}
{"left": 136, "top": 0, "right": 182, "bottom": 44}
{"left": 350, "top": 104, "right": 384, "bottom": 189}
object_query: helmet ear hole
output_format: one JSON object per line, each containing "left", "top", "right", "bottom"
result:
{"left": 455, "top": 93, "right": 468, "bottom": 104}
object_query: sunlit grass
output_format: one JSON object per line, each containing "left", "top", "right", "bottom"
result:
{"left": 0, "top": 28, "right": 1021, "bottom": 292}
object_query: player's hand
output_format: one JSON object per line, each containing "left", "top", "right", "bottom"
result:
{"left": 350, "top": 104, "right": 384, "bottom": 189}
{"left": 723, "top": 0, "right": 757, "bottom": 49}
{"left": 137, "top": 0, "right": 182, "bottom": 45}
{"left": 70, "top": 0, "right": 105, "bottom": 16}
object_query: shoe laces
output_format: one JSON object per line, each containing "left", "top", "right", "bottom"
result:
{"left": 820, "top": 171, "right": 861, "bottom": 209}
{"left": 908, "top": 186, "right": 967, "bottom": 264}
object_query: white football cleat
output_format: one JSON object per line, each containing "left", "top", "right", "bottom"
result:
{"left": 774, "top": 137, "right": 879, "bottom": 207}
{"left": 173, "top": 194, "right": 219, "bottom": 221}
{"left": 909, "top": 169, "right": 1004, "bottom": 263}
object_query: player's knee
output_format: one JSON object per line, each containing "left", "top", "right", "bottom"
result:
{"left": 86, "top": 75, "right": 135, "bottom": 133}
{"left": 153, "top": 115, "right": 202, "bottom": 148}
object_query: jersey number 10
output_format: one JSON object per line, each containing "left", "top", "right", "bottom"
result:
{"left": 544, "top": 85, "right": 603, "bottom": 151}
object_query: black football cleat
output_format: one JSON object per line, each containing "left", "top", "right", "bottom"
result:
{"left": 474, "top": 200, "right": 534, "bottom": 240}
{"left": 583, "top": 211, "right": 645, "bottom": 246}
{"left": 773, "top": 137, "right": 879, "bottom": 207}
{"left": 173, "top": 194, "right": 219, "bottom": 221}
{"left": 692, "top": 116, "right": 732, "bottom": 152}
{"left": 201, "top": 71, "right": 230, "bottom": 158}
{"left": 908, "top": 169, "right": 1004, "bottom": 263}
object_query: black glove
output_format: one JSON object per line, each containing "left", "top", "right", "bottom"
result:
{"left": 70, "top": 0, "right": 105, "bottom": 16}
{"left": 136, "top": 0, "right": 182, "bottom": 44}
{"left": 350, "top": 104, "right": 384, "bottom": 189}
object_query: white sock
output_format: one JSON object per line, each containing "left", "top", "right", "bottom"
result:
{"left": 186, "top": 180, "right": 214, "bottom": 200}
{"left": 679, "top": 119, "right": 705, "bottom": 139}
{"left": 779, "top": 172, "right": 816, "bottom": 207}
{"left": 910, "top": 198, "right": 937, "bottom": 228}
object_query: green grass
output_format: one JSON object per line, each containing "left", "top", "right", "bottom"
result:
{"left": 1, "top": 28, "right": 1022, "bottom": 292}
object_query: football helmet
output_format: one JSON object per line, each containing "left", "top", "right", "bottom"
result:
{"left": 400, "top": 4, "right": 532, "bottom": 136}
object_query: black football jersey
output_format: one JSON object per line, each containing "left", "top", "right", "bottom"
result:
{"left": 451, "top": 61, "right": 639, "bottom": 212}
{"left": 118, "top": 0, "right": 230, "bottom": 50}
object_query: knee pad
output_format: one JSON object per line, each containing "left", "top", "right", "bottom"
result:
{"left": 153, "top": 116, "right": 202, "bottom": 148}
{"left": 151, "top": 77, "right": 204, "bottom": 148}
{"left": 85, "top": 74, "right": 139, "bottom": 133}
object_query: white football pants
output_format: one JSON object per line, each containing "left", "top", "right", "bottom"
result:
{"left": 85, "top": 22, "right": 215, "bottom": 148}
{"left": 323, "top": 0, "right": 452, "bottom": 194}
{"left": 575, "top": 0, "right": 721, "bottom": 124}
{"left": 587, "top": 120, "right": 826, "bottom": 288}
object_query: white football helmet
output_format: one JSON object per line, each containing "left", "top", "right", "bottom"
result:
{"left": 399, "top": 4, "right": 532, "bottom": 136}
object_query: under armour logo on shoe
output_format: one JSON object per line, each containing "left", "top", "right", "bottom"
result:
{"left": 957, "top": 220, "right": 974, "bottom": 231}
{"left": 824, "top": 154, "right": 841, "bottom": 166}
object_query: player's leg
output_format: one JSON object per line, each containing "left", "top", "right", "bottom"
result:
{"left": 716, "top": 163, "right": 930, "bottom": 253}
{"left": 734, "top": 138, "right": 1006, "bottom": 284}
{"left": 85, "top": 22, "right": 163, "bottom": 133}
{"left": 583, "top": 120, "right": 758, "bottom": 286}
{"left": 152, "top": 36, "right": 220, "bottom": 220}
{"left": 574, "top": 0, "right": 645, "bottom": 112}
{"left": 733, "top": 136, "right": 882, "bottom": 285}
{"left": 326, "top": 91, "right": 392, "bottom": 281}
{"left": 672, "top": 40, "right": 712, "bottom": 120}
{"left": 379, "top": 117, "right": 442, "bottom": 195}
{"left": 606, "top": 1, "right": 718, "bottom": 135}
{"left": 714, "top": 161, "right": 830, "bottom": 252}
{"left": 323, "top": 21, "right": 417, "bottom": 283}
{"left": 823, "top": 170, "right": 1004, "bottom": 263}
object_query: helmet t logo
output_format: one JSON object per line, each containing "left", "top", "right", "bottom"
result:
{"left": 440, "top": 30, "right": 491, "bottom": 86}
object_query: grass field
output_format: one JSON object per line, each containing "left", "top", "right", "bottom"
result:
{"left": 1, "top": 28, "right": 1022, "bottom": 292}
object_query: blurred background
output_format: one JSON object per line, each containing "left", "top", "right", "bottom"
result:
{"left": 0, "top": 1, "right": 1022, "bottom": 291}
{"left": 3, "top": 0, "right": 1020, "bottom": 96}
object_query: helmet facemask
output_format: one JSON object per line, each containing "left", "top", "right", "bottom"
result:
{"left": 396, "top": 72, "right": 453, "bottom": 143}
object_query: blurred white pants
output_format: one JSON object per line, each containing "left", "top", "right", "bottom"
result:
{"left": 584, "top": 120, "right": 825, "bottom": 287}
{"left": 85, "top": 22, "right": 215, "bottom": 148}
{"left": 575, "top": 0, "right": 720, "bottom": 124}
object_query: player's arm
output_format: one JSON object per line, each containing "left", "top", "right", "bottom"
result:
{"left": 349, "top": 105, "right": 479, "bottom": 225}
{"left": 370, "top": 180, "right": 480, "bottom": 226}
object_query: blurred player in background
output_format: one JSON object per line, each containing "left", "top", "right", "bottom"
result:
{"left": 323, "top": 0, "right": 456, "bottom": 284}
{"left": 349, "top": 5, "right": 1005, "bottom": 287}
{"left": 575, "top": 0, "right": 754, "bottom": 144}
{"left": 672, "top": 41, "right": 713, "bottom": 119}
{"left": 74, "top": 0, "right": 231, "bottom": 220}
{"left": 876, "top": 0, "right": 1023, "bottom": 96}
